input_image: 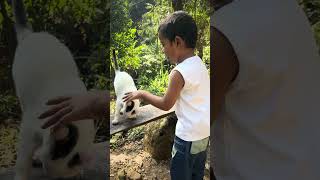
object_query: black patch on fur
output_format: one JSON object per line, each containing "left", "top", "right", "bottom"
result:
{"left": 51, "top": 124, "right": 78, "bottom": 160}
{"left": 67, "top": 153, "right": 81, "bottom": 168}
{"left": 32, "top": 159, "right": 42, "bottom": 168}
{"left": 125, "top": 101, "right": 134, "bottom": 112}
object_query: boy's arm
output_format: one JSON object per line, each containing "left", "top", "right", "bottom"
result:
{"left": 212, "top": 26, "right": 239, "bottom": 121}
{"left": 124, "top": 70, "right": 184, "bottom": 111}
{"left": 39, "top": 90, "right": 109, "bottom": 129}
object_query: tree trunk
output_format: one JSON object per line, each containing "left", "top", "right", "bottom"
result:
{"left": 0, "top": 0, "right": 17, "bottom": 93}
{"left": 172, "top": 0, "right": 183, "bottom": 11}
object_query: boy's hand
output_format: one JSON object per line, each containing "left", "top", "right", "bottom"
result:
{"left": 39, "top": 91, "right": 108, "bottom": 129}
{"left": 122, "top": 70, "right": 183, "bottom": 111}
{"left": 122, "top": 90, "right": 143, "bottom": 102}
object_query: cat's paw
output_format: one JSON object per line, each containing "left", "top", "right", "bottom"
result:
{"left": 111, "top": 119, "right": 119, "bottom": 125}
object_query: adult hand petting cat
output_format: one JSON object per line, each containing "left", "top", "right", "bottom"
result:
{"left": 122, "top": 90, "right": 143, "bottom": 102}
{"left": 39, "top": 90, "right": 109, "bottom": 129}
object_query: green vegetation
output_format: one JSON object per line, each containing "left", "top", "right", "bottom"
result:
{"left": 110, "top": 0, "right": 210, "bottom": 96}
{"left": 109, "top": 0, "right": 210, "bottom": 145}
{"left": 299, "top": 0, "right": 320, "bottom": 49}
{"left": 0, "top": 0, "right": 110, "bottom": 119}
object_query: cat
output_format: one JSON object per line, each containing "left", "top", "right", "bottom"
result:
{"left": 111, "top": 49, "right": 140, "bottom": 125}
{"left": 11, "top": 0, "right": 95, "bottom": 179}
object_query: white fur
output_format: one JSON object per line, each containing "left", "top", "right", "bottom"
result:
{"left": 112, "top": 70, "right": 140, "bottom": 125}
{"left": 13, "top": 32, "right": 95, "bottom": 180}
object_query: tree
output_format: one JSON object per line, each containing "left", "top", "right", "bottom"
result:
{"left": 172, "top": 0, "right": 183, "bottom": 11}
{"left": 0, "top": 0, "right": 17, "bottom": 92}
{"left": 0, "top": 0, "right": 110, "bottom": 119}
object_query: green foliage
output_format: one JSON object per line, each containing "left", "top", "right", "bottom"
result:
{"left": 138, "top": 0, "right": 210, "bottom": 93}
{"left": 110, "top": 0, "right": 210, "bottom": 95}
{"left": 139, "top": 69, "right": 169, "bottom": 96}
{"left": 0, "top": 92, "right": 20, "bottom": 119}
{"left": 110, "top": 0, "right": 144, "bottom": 72}
{"left": 10, "top": 0, "right": 108, "bottom": 90}
{"left": 110, "top": 126, "right": 145, "bottom": 149}
{"left": 314, "top": 21, "right": 320, "bottom": 49}
{"left": 299, "top": 0, "right": 320, "bottom": 25}
{"left": 299, "top": 0, "right": 320, "bottom": 50}
{"left": 127, "top": 126, "right": 145, "bottom": 141}
{"left": 21, "top": 0, "right": 98, "bottom": 30}
{"left": 112, "top": 28, "right": 145, "bottom": 70}
{"left": 0, "top": 0, "right": 110, "bottom": 120}
{"left": 184, "top": 0, "right": 211, "bottom": 65}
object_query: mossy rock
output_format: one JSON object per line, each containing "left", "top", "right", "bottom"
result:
{"left": 143, "top": 114, "right": 177, "bottom": 161}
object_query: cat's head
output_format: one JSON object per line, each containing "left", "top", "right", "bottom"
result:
{"left": 119, "top": 99, "right": 140, "bottom": 119}
{"left": 112, "top": 98, "right": 140, "bottom": 125}
{"left": 39, "top": 123, "right": 94, "bottom": 178}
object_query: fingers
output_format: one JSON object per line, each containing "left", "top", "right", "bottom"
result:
{"left": 38, "top": 102, "right": 69, "bottom": 119}
{"left": 46, "top": 96, "right": 71, "bottom": 105}
{"left": 41, "top": 106, "right": 72, "bottom": 129}
{"left": 60, "top": 111, "right": 80, "bottom": 124}
{"left": 122, "top": 94, "right": 132, "bottom": 102}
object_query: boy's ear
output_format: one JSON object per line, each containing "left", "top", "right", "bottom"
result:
{"left": 175, "top": 36, "right": 184, "bottom": 48}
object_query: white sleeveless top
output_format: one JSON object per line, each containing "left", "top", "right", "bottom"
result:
{"left": 172, "top": 56, "right": 210, "bottom": 141}
{"left": 211, "top": 0, "right": 320, "bottom": 179}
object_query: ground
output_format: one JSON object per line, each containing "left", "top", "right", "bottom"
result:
{"left": 0, "top": 118, "right": 19, "bottom": 172}
{"left": 1, "top": 109, "right": 211, "bottom": 180}
{"left": 110, "top": 128, "right": 211, "bottom": 180}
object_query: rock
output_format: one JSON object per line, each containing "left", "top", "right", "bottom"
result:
{"left": 127, "top": 168, "right": 142, "bottom": 180}
{"left": 143, "top": 114, "right": 177, "bottom": 161}
{"left": 117, "top": 169, "right": 126, "bottom": 180}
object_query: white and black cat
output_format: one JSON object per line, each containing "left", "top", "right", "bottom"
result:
{"left": 111, "top": 50, "right": 140, "bottom": 125}
{"left": 11, "top": 0, "right": 95, "bottom": 180}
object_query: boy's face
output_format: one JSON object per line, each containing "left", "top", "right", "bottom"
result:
{"left": 159, "top": 33, "right": 178, "bottom": 64}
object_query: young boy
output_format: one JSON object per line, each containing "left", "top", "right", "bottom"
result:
{"left": 123, "top": 11, "right": 210, "bottom": 180}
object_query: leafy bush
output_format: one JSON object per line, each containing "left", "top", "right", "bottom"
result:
{"left": 139, "top": 69, "right": 169, "bottom": 96}
{"left": 0, "top": 92, "right": 20, "bottom": 119}
{"left": 313, "top": 22, "right": 320, "bottom": 50}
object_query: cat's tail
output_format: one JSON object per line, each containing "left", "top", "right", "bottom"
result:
{"left": 112, "top": 49, "right": 120, "bottom": 72}
{"left": 11, "top": 0, "right": 32, "bottom": 43}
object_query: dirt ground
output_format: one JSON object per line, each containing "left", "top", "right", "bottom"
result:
{"left": 0, "top": 119, "right": 19, "bottom": 171}
{"left": 110, "top": 136, "right": 210, "bottom": 180}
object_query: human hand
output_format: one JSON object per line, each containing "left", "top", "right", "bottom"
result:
{"left": 122, "top": 90, "right": 143, "bottom": 102}
{"left": 39, "top": 91, "right": 108, "bottom": 129}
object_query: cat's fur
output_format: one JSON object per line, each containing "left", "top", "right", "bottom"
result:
{"left": 111, "top": 50, "right": 140, "bottom": 125}
{"left": 11, "top": 0, "right": 95, "bottom": 179}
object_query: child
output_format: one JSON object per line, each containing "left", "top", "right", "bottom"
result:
{"left": 123, "top": 11, "right": 210, "bottom": 180}
{"left": 212, "top": 0, "right": 320, "bottom": 180}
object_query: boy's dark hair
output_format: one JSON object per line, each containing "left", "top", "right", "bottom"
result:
{"left": 158, "top": 11, "right": 197, "bottom": 49}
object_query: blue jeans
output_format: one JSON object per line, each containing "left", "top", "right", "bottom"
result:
{"left": 170, "top": 136, "right": 209, "bottom": 180}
